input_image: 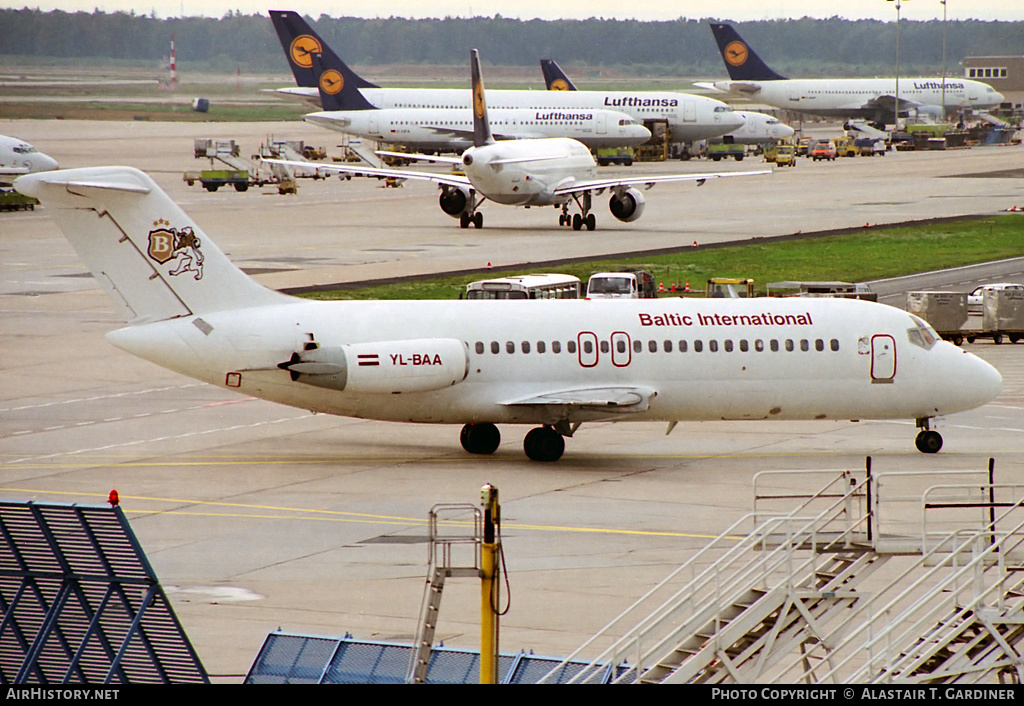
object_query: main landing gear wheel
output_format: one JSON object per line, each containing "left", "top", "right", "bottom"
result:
{"left": 523, "top": 426, "right": 565, "bottom": 462}
{"left": 915, "top": 430, "right": 943, "bottom": 454}
{"left": 460, "top": 212, "right": 483, "bottom": 229}
{"left": 460, "top": 423, "right": 500, "bottom": 455}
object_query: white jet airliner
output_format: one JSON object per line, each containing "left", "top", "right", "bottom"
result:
{"left": 303, "top": 50, "right": 651, "bottom": 152}
{"left": 700, "top": 23, "right": 1004, "bottom": 127}
{"left": 269, "top": 10, "right": 745, "bottom": 144}
{"left": 0, "top": 134, "right": 58, "bottom": 185}
{"left": 539, "top": 59, "right": 794, "bottom": 146}
{"left": 268, "top": 49, "right": 768, "bottom": 231}
{"left": 15, "top": 165, "right": 1002, "bottom": 461}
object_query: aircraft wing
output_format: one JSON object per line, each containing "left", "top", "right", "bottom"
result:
{"left": 552, "top": 169, "right": 771, "bottom": 196}
{"left": 260, "top": 158, "right": 472, "bottom": 189}
{"left": 718, "top": 81, "right": 762, "bottom": 96}
{"left": 504, "top": 386, "right": 655, "bottom": 413}
{"left": 865, "top": 94, "right": 922, "bottom": 115}
{"left": 377, "top": 149, "right": 572, "bottom": 167}
{"left": 0, "top": 166, "right": 31, "bottom": 179}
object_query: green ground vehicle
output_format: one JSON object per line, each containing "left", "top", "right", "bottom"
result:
{"left": 595, "top": 148, "right": 634, "bottom": 166}
{"left": 183, "top": 169, "right": 250, "bottom": 192}
{"left": 706, "top": 142, "right": 745, "bottom": 162}
{"left": 0, "top": 190, "right": 38, "bottom": 211}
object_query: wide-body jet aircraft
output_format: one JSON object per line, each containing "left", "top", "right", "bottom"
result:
{"left": 269, "top": 10, "right": 745, "bottom": 144}
{"left": 701, "top": 23, "right": 1004, "bottom": 127}
{"left": 304, "top": 49, "right": 651, "bottom": 152}
{"left": 15, "top": 165, "right": 1001, "bottom": 461}
{"left": 540, "top": 59, "right": 794, "bottom": 145}
{"left": 269, "top": 49, "right": 768, "bottom": 230}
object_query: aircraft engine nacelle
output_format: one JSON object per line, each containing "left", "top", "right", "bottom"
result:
{"left": 280, "top": 338, "right": 469, "bottom": 394}
{"left": 438, "top": 186, "right": 472, "bottom": 217}
{"left": 609, "top": 187, "right": 646, "bottom": 223}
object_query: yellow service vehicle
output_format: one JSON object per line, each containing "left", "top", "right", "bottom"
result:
{"left": 706, "top": 278, "right": 755, "bottom": 298}
{"left": 774, "top": 144, "right": 796, "bottom": 167}
{"left": 835, "top": 136, "right": 857, "bottom": 157}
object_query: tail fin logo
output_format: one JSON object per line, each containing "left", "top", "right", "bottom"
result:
{"left": 320, "top": 69, "right": 343, "bottom": 95}
{"left": 148, "top": 222, "right": 205, "bottom": 280}
{"left": 550, "top": 78, "right": 571, "bottom": 91}
{"left": 473, "top": 80, "right": 486, "bottom": 119}
{"left": 290, "top": 35, "right": 323, "bottom": 68}
{"left": 724, "top": 41, "right": 749, "bottom": 67}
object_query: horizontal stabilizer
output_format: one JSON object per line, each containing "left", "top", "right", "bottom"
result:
{"left": 15, "top": 167, "right": 290, "bottom": 325}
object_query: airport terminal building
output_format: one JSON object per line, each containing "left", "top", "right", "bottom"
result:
{"left": 963, "top": 55, "right": 1024, "bottom": 115}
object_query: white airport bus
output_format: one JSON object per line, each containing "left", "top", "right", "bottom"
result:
{"left": 464, "top": 274, "right": 582, "bottom": 300}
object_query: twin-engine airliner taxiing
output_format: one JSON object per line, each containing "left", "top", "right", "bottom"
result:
{"left": 267, "top": 49, "right": 768, "bottom": 231}
{"left": 303, "top": 48, "right": 651, "bottom": 152}
{"left": 539, "top": 59, "right": 794, "bottom": 145}
{"left": 0, "top": 135, "right": 58, "bottom": 185}
{"left": 701, "top": 23, "right": 1004, "bottom": 126}
{"left": 269, "top": 10, "right": 745, "bottom": 144}
{"left": 15, "top": 165, "right": 1002, "bottom": 461}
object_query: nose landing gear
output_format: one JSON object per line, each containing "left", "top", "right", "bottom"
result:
{"left": 915, "top": 418, "right": 943, "bottom": 454}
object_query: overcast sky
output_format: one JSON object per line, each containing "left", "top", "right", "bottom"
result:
{"left": 4, "top": 1, "right": 1023, "bottom": 22}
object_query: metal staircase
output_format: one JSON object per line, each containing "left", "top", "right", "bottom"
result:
{"left": 538, "top": 463, "right": 1024, "bottom": 684}
{"left": 406, "top": 504, "right": 482, "bottom": 684}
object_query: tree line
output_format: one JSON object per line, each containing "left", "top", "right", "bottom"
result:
{"left": 1, "top": 8, "right": 1021, "bottom": 77}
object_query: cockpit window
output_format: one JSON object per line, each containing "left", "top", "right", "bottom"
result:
{"left": 907, "top": 314, "right": 938, "bottom": 350}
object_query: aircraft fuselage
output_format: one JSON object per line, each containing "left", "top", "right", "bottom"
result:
{"left": 304, "top": 107, "right": 651, "bottom": 151}
{"left": 106, "top": 296, "right": 1001, "bottom": 428}
{"left": 461, "top": 137, "right": 597, "bottom": 206}
{"left": 713, "top": 77, "right": 1004, "bottom": 121}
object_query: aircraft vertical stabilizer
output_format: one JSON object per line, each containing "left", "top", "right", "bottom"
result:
{"left": 310, "top": 50, "right": 376, "bottom": 112}
{"left": 14, "top": 167, "right": 289, "bottom": 325}
{"left": 269, "top": 10, "right": 378, "bottom": 90}
{"left": 540, "top": 59, "right": 578, "bottom": 91}
{"left": 470, "top": 49, "right": 495, "bottom": 148}
{"left": 709, "top": 23, "right": 788, "bottom": 82}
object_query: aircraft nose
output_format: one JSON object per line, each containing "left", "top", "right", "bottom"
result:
{"left": 961, "top": 351, "right": 1002, "bottom": 409}
{"left": 35, "top": 154, "right": 59, "bottom": 172}
{"left": 779, "top": 124, "right": 795, "bottom": 138}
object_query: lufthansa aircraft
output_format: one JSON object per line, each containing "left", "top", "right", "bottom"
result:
{"left": 269, "top": 10, "right": 745, "bottom": 144}
{"left": 15, "top": 165, "right": 1001, "bottom": 461}
{"left": 540, "top": 59, "right": 795, "bottom": 145}
{"left": 268, "top": 49, "right": 768, "bottom": 230}
{"left": 701, "top": 23, "right": 1004, "bottom": 126}
{"left": 304, "top": 50, "right": 651, "bottom": 152}
{"left": 0, "top": 134, "right": 58, "bottom": 185}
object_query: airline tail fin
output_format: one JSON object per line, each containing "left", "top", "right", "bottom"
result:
{"left": 709, "top": 23, "right": 787, "bottom": 81}
{"left": 14, "top": 167, "right": 290, "bottom": 326}
{"left": 268, "top": 10, "right": 378, "bottom": 91}
{"left": 310, "top": 49, "right": 377, "bottom": 112}
{"left": 540, "top": 59, "right": 577, "bottom": 91}
{"left": 470, "top": 49, "right": 494, "bottom": 148}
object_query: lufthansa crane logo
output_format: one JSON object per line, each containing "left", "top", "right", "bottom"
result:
{"left": 473, "top": 80, "right": 486, "bottom": 119}
{"left": 550, "top": 78, "right": 570, "bottom": 91}
{"left": 724, "top": 41, "right": 749, "bottom": 67}
{"left": 290, "top": 35, "right": 322, "bottom": 68}
{"left": 320, "top": 69, "right": 343, "bottom": 95}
